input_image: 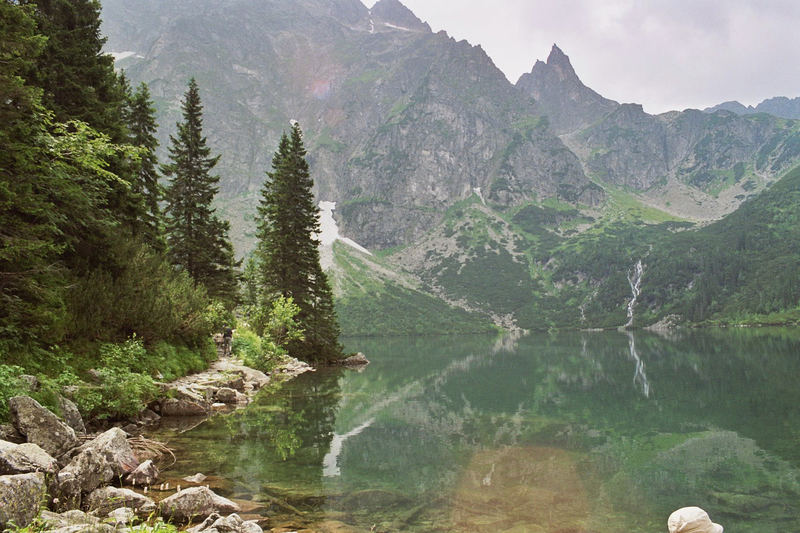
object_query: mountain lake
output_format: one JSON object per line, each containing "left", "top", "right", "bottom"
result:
{"left": 152, "top": 328, "right": 800, "bottom": 532}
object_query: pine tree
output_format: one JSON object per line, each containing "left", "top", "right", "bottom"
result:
{"left": 256, "top": 123, "right": 342, "bottom": 362}
{"left": 25, "top": 0, "right": 127, "bottom": 142}
{"left": 162, "top": 78, "right": 238, "bottom": 304}
{"left": 127, "top": 81, "right": 164, "bottom": 249}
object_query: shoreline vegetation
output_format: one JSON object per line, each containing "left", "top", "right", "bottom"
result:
{"left": 0, "top": 334, "right": 366, "bottom": 532}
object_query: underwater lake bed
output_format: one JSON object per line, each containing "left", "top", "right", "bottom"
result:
{"left": 154, "top": 328, "right": 800, "bottom": 532}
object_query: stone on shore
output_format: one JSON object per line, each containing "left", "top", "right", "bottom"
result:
{"left": 215, "top": 387, "right": 238, "bottom": 404}
{"left": 56, "top": 427, "right": 139, "bottom": 499}
{"left": 9, "top": 396, "right": 78, "bottom": 458}
{"left": 125, "top": 459, "right": 159, "bottom": 486}
{"left": 0, "top": 440, "right": 58, "bottom": 475}
{"left": 0, "top": 472, "right": 47, "bottom": 529}
{"left": 188, "top": 512, "right": 263, "bottom": 533}
{"left": 161, "top": 397, "right": 210, "bottom": 416}
{"left": 339, "top": 353, "right": 370, "bottom": 367}
{"left": 85, "top": 486, "right": 156, "bottom": 516}
{"left": 159, "top": 486, "right": 240, "bottom": 523}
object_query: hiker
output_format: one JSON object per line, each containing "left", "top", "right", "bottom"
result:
{"left": 222, "top": 325, "right": 233, "bottom": 356}
{"left": 668, "top": 507, "right": 723, "bottom": 533}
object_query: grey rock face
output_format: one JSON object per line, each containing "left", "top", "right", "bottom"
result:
{"left": 0, "top": 440, "right": 58, "bottom": 475}
{"left": 85, "top": 486, "right": 156, "bottom": 516}
{"left": 0, "top": 424, "right": 24, "bottom": 443}
{"left": 516, "top": 44, "right": 619, "bottom": 135}
{"left": 57, "top": 396, "right": 86, "bottom": 435}
{"left": 0, "top": 472, "right": 47, "bottom": 529}
{"left": 100, "top": 0, "right": 599, "bottom": 251}
{"left": 159, "top": 486, "right": 240, "bottom": 523}
{"left": 9, "top": 396, "right": 78, "bottom": 458}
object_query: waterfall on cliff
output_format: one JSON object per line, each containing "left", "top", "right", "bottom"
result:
{"left": 623, "top": 259, "right": 644, "bottom": 328}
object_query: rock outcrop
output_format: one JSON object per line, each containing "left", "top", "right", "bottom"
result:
{"left": 9, "top": 396, "right": 78, "bottom": 458}
{"left": 188, "top": 512, "right": 263, "bottom": 533}
{"left": 125, "top": 459, "right": 159, "bottom": 486}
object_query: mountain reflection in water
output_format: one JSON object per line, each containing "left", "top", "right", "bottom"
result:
{"left": 156, "top": 329, "right": 800, "bottom": 532}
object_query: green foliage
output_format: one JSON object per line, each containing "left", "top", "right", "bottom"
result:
{"left": 0, "top": 365, "right": 27, "bottom": 421}
{"left": 204, "top": 300, "right": 235, "bottom": 333}
{"left": 255, "top": 123, "right": 342, "bottom": 362}
{"left": 237, "top": 297, "right": 304, "bottom": 372}
{"left": 162, "top": 78, "right": 239, "bottom": 305}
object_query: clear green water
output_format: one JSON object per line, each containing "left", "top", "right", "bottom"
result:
{"left": 156, "top": 328, "right": 800, "bottom": 532}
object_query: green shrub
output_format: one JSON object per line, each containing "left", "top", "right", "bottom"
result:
{"left": 73, "top": 368, "right": 158, "bottom": 420}
{"left": 0, "top": 365, "right": 27, "bottom": 422}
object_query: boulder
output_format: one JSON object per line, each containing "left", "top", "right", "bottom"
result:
{"left": 237, "top": 367, "right": 270, "bottom": 390}
{"left": 0, "top": 440, "right": 58, "bottom": 474}
{"left": 57, "top": 428, "right": 139, "bottom": 496}
{"left": 136, "top": 408, "right": 161, "bottom": 424}
{"left": 107, "top": 506, "right": 136, "bottom": 527}
{"left": 9, "top": 396, "right": 78, "bottom": 458}
{"left": 159, "top": 486, "right": 240, "bottom": 523}
{"left": 219, "top": 375, "right": 245, "bottom": 392}
{"left": 215, "top": 387, "right": 238, "bottom": 404}
{"left": 183, "top": 472, "right": 207, "bottom": 484}
{"left": 161, "top": 398, "right": 209, "bottom": 417}
{"left": 125, "top": 459, "right": 159, "bottom": 486}
{"left": 187, "top": 512, "right": 263, "bottom": 533}
{"left": 18, "top": 374, "right": 39, "bottom": 391}
{"left": 0, "top": 472, "right": 47, "bottom": 529}
{"left": 57, "top": 396, "right": 85, "bottom": 435}
{"left": 39, "top": 509, "right": 106, "bottom": 530}
{"left": 85, "top": 486, "right": 155, "bottom": 516}
{"left": 0, "top": 424, "right": 24, "bottom": 443}
{"left": 339, "top": 353, "right": 370, "bottom": 367}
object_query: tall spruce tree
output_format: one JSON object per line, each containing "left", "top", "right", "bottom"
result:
{"left": 162, "top": 78, "right": 238, "bottom": 304}
{"left": 256, "top": 123, "right": 342, "bottom": 362}
{"left": 127, "top": 82, "right": 164, "bottom": 249}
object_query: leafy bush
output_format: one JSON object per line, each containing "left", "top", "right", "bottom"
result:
{"left": 235, "top": 297, "right": 304, "bottom": 372}
{"left": 0, "top": 365, "right": 27, "bottom": 422}
{"left": 73, "top": 368, "right": 158, "bottom": 420}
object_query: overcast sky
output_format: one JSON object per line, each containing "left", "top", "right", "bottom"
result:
{"left": 363, "top": 0, "right": 800, "bottom": 114}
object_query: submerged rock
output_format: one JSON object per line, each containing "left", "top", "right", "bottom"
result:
{"left": 9, "top": 396, "right": 78, "bottom": 458}
{"left": 159, "top": 486, "right": 240, "bottom": 523}
{"left": 0, "top": 472, "right": 47, "bottom": 529}
{"left": 0, "top": 440, "right": 58, "bottom": 475}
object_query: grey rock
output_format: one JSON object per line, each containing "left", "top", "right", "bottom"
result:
{"left": 40, "top": 509, "right": 103, "bottom": 529}
{"left": 339, "top": 352, "right": 370, "bottom": 367}
{"left": 188, "top": 512, "right": 263, "bottom": 533}
{"left": 220, "top": 375, "right": 245, "bottom": 392}
{"left": 0, "top": 440, "right": 58, "bottom": 474}
{"left": 215, "top": 387, "right": 238, "bottom": 404}
{"left": 159, "top": 486, "right": 240, "bottom": 523}
{"left": 106, "top": 506, "right": 136, "bottom": 526}
{"left": 57, "top": 427, "right": 139, "bottom": 496}
{"left": 125, "top": 459, "right": 159, "bottom": 486}
{"left": 0, "top": 424, "right": 24, "bottom": 443}
{"left": 86, "top": 486, "right": 155, "bottom": 516}
{"left": 57, "top": 395, "right": 85, "bottom": 435}
{"left": 9, "top": 396, "right": 78, "bottom": 458}
{"left": 0, "top": 472, "right": 47, "bottom": 529}
{"left": 160, "top": 398, "right": 209, "bottom": 417}
{"left": 182, "top": 472, "right": 207, "bottom": 484}
{"left": 18, "top": 374, "right": 39, "bottom": 391}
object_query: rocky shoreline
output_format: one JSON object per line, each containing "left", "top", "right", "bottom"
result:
{"left": 0, "top": 350, "right": 327, "bottom": 532}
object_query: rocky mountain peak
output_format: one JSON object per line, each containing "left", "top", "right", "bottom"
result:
{"left": 370, "top": 0, "right": 431, "bottom": 33}
{"left": 542, "top": 44, "right": 577, "bottom": 81}
{"left": 516, "top": 44, "right": 618, "bottom": 135}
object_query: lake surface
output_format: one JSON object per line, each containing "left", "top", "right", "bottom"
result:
{"left": 156, "top": 328, "right": 800, "bottom": 532}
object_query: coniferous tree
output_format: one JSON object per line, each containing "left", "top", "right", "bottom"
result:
{"left": 25, "top": 0, "right": 127, "bottom": 142}
{"left": 162, "top": 78, "right": 238, "bottom": 305}
{"left": 127, "top": 82, "right": 164, "bottom": 249}
{"left": 256, "top": 123, "right": 342, "bottom": 362}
